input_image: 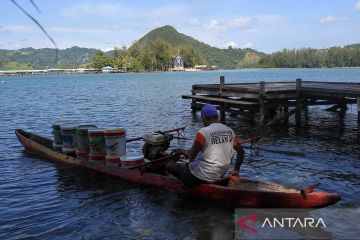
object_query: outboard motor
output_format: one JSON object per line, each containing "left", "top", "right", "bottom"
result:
{"left": 142, "top": 133, "right": 173, "bottom": 160}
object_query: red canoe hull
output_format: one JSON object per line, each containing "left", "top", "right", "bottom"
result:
{"left": 15, "top": 129, "right": 341, "bottom": 208}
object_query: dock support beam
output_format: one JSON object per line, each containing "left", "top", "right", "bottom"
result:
{"left": 325, "top": 98, "right": 348, "bottom": 113}
{"left": 191, "top": 85, "right": 197, "bottom": 115}
{"left": 219, "top": 76, "right": 226, "bottom": 123}
{"left": 295, "top": 78, "right": 302, "bottom": 127}
{"left": 284, "top": 105, "right": 289, "bottom": 123}
{"left": 259, "top": 81, "right": 266, "bottom": 124}
{"left": 357, "top": 97, "right": 360, "bottom": 136}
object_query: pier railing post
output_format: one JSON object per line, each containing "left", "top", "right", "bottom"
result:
{"left": 295, "top": 78, "right": 302, "bottom": 127}
{"left": 219, "top": 76, "right": 226, "bottom": 123}
{"left": 259, "top": 81, "right": 266, "bottom": 124}
{"left": 191, "top": 85, "right": 197, "bottom": 115}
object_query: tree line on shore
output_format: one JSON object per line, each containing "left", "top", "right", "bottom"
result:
{"left": 1, "top": 44, "right": 360, "bottom": 71}
{"left": 91, "top": 39, "right": 206, "bottom": 71}
{"left": 256, "top": 45, "right": 360, "bottom": 68}
{"left": 91, "top": 44, "right": 360, "bottom": 71}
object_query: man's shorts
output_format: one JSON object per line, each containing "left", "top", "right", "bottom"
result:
{"left": 176, "top": 162, "right": 206, "bottom": 188}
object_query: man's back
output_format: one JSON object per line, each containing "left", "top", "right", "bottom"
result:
{"left": 189, "top": 122, "right": 237, "bottom": 182}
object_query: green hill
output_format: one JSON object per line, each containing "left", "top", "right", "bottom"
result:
{"left": 132, "top": 25, "right": 265, "bottom": 69}
{"left": 0, "top": 46, "right": 98, "bottom": 70}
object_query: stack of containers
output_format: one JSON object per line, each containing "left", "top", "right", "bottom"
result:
{"left": 88, "top": 129, "right": 106, "bottom": 164}
{"left": 52, "top": 122, "right": 63, "bottom": 152}
{"left": 60, "top": 124, "right": 77, "bottom": 156}
{"left": 76, "top": 125, "right": 97, "bottom": 161}
{"left": 104, "top": 129, "right": 126, "bottom": 167}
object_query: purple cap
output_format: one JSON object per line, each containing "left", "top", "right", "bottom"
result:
{"left": 201, "top": 104, "right": 218, "bottom": 118}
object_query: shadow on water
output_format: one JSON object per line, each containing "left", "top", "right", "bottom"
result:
{"left": 47, "top": 157, "right": 236, "bottom": 240}
{"left": 20, "top": 148, "right": 344, "bottom": 240}
{"left": 223, "top": 104, "right": 360, "bottom": 207}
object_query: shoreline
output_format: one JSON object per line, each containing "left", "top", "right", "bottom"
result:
{"left": 2, "top": 67, "right": 360, "bottom": 77}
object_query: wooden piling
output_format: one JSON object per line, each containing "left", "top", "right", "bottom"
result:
{"left": 295, "top": 78, "right": 302, "bottom": 127}
{"left": 259, "top": 81, "right": 266, "bottom": 124}
{"left": 340, "top": 98, "right": 348, "bottom": 114}
{"left": 284, "top": 105, "right": 289, "bottom": 123}
{"left": 191, "top": 85, "right": 197, "bottom": 115}
{"left": 357, "top": 97, "right": 360, "bottom": 134}
{"left": 219, "top": 76, "right": 226, "bottom": 123}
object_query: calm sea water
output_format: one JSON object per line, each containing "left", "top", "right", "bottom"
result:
{"left": 0, "top": 69, "right": 359, "bottom": 239}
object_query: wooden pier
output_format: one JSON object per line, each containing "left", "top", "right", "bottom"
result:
{"left": 182, "top": 77, "right": 360, "bottom": 127}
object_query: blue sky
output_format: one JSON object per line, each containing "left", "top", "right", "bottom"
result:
{"left": 1, "top": 0, "right": 360, "bottom": 53}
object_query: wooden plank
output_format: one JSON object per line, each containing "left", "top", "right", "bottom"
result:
{"left": 303, "top": 81, "right": 360, "bottom": 85}
{"left": 192, "top": 82, "right": 360, "bottom": 96}
{"left": 182, "top": 95, "right": 258, "bottom": 106}
{"left": 302, "top": 90, "right": 360, "bottom": 98}
{"left": 191, "top": 90, "right": 260, "bottom": 99}
{"left": 193, "top": 85, "right": 260, "bottom": 94}
{"left": 265, "top": 93, "right": 298, "bottom": 99}
{"left": 267, "top": 99, "right": 356, "bottom": 107}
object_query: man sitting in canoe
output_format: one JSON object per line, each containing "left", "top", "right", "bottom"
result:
{"left": 166, "top": 104, "right": 244, "bottom": 187}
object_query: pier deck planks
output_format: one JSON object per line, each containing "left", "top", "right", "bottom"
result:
{"left": 182, "top": 79, "right": 360, "bottom": 125}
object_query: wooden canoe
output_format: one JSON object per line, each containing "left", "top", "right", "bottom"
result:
{"left": 15, "top": 129, "right": 341, "bottom": 208}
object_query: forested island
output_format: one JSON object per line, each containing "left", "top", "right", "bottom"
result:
{"left": 1, "top": 25, "right": 359, "bottom": 71}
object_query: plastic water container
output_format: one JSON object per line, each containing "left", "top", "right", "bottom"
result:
{"left": 53, "top": 143, "right": 62, "bottom": 152}
{"left": 89, "top": 153, "right": 105, "bottom": 165}
{"left": 88, "top": 129, "right": 106, "bottom": 156}
{"left": 105, "top": 155, "right": 121, "bottom": 168}
{"left": 52, "top": 122, "right": 64, "bottom": 145}
{"left": 120, "top": 155, "right": 144, "bottom": 167}
{"left": 76, "top": 125, "right": 97, "bottom": 153}
{"left": 104, "top": 129, "right": 126, "bottom": 157}
{"left": 61, "top": 124, "right": 77, "bottom": 155}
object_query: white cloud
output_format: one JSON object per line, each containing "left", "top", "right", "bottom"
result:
{"left": 226, "top": 41, "right": 237, "bottom": 48}
{"left": 0, "top": 25, "right": 36, "bottom": 33}
{"left": 320, "top": 16, "right": 347, "bottom": 24}
{"left": 0, "top": 24, "right": 126, "bottom": 35}
{"left": 355, "top": 1, "right": 360, "bottom": 10}
{"left": 145, "top": 6, "right": 186, "bottom": 19}
{"left": 205, "top": 20, "right": 219, "bottom": 29}
{"left": 49, "top": 26, "right": 113, "bottom": 34}
{"left": 105, "top": 47, "right": 115, "bottom": 52}
{"left": 203, "top": 17, "right": 255, "bottom": 31}
{"left": 227, "top": 17, "right": 253, "bottom": 28}
{"left": 204, "top": 20, "right": 227, "bottom": 31}
{"left": 189, "top": 18, "right": 201, "bottom": 26}
{"left": 107, "top": 26, "right": 125, "bottom": 32}
{"left": 61, "top": 3, "right": 124, "bottom": 18}
{"left": 203, "top": 17, "right": 255, "bottom": 32}
{"left": 62, "top": 3, "right": 186, "bottom": 21}
{"left": 241, "top": 42, "right": 254, "bottom": 48}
